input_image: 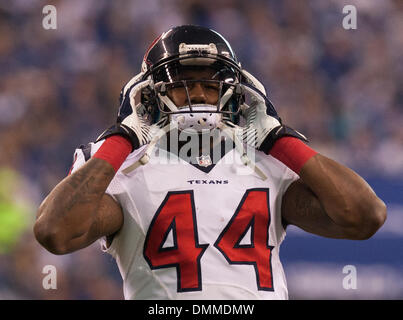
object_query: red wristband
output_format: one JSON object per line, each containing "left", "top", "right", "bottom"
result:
{"left": 269, "top": 137, "right": 317, "bottom": 174}
{"left": 93, "top": 135, "right": 132, "bottom": 172}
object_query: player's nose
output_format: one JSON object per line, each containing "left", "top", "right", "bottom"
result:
{"left": 189, "top": 82, "right": 207, "bottom": 104}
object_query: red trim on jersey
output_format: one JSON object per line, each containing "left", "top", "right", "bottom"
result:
{"left": 269, "top": 137, "right": 317, "bottom": 174}
{"left": 93, "top": 135, "right": 132, "bottom": 172}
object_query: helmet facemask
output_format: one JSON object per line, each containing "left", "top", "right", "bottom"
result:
{"left": 143, "top": 61, "right": 243, "bottom": 134}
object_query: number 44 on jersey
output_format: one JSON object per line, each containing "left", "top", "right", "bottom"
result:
{"left": 143, "top": 189, "right": 275, "bottom": 292}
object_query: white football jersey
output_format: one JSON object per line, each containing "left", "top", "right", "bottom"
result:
{"left": 71, "top": 139, "right": 299, "bottom": 300}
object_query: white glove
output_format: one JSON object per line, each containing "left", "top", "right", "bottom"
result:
{"left": 119, "top": 78, "right": 154, "bottom": 147}
{"left": 224, "top": 83, "right": 307, "bottom": 154}
{"left": 241, "top": 84, "right": 282, "bottom": 150}
{"left": 96, "top": 73, "right": 155, "bottom": 150}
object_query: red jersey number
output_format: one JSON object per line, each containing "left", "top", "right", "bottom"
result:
{"left": 143, "top": 191, "right": 208, "bottom": 292}
{"left": 214, "top": 189, "right": 274, "bottom": 291}
{"left": 143, "top": 188, "right": 274, "bottom": 292}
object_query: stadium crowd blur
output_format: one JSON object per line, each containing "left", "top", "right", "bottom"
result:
{"left": 0, "top": 0, "right": 401, "bottom": 299}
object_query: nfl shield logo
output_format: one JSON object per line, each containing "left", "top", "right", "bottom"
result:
{"left": 196, "top": 155, "right": 212, "bottom": 167}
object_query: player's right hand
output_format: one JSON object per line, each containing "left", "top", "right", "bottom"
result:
{"left": 96, "top": 73, "right": 154, "bottom": 151}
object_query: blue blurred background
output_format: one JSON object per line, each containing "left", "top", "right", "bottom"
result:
{"left": 0, "top": 0, "right": 402, "bottom": 299}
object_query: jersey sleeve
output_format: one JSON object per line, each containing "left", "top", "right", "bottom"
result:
{"left": 279, "top": 166, "right": 300, "bottom": 195}
{"left": 69, "top": 139, "right": 150, "bottom": 199}
{"left": 68, "top": 140, "right": 149, "bottom": 254}
{"left": 277, "top": 164, "right": 300, "bottom": 240}
{"left": 262, "top": 155, "right": 300, "bottom": 245}
{"left": 69, "top": 140, "right": 126, "bottom": 202}
{"left": 69, "top": 143, "right": 91, "bottom": 175}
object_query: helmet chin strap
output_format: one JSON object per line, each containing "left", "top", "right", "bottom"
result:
{"left": 219, "top": 86, "right": 235, "bottom": 111}
{"left": 219, "top": 122, "right": 268, "bottom": 181}
{"left": 157, "top": 93, "right": 179, "bottom": 113}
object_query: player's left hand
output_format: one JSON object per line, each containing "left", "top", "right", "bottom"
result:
{"left": 224, "top": 84, "right": 308, "bottom": 154}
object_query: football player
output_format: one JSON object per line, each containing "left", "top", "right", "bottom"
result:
{"left": 34, "top": 25, "right": 386, "bottom": 299}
